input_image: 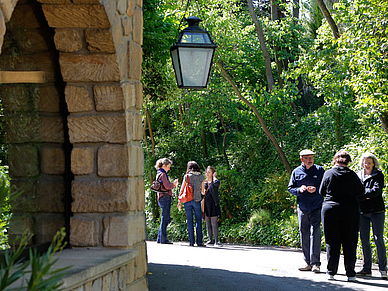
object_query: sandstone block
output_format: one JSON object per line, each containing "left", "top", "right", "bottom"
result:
{"left": 54, "top": 29, "right": 83, "bottom": 52}
{"left": 72, "top": 179, "right": 130, "bottom": 212}
{"left": 38, "top": 86, "right": 61, "bottom": 113}
{"left": 42, "top": 147, "right": 65, "bottom": 175}
{"left": 8, "top": 215, "right": 34, "bottom": 244}
{"left": 73, "top": 0, "right": 100, "bottom": 3}
{"left": 42, "top": 4, "right": 110, "bottom": 28}
{"left": 37, "top": 0, "right": 71, "bottom": 3}
{"left": 5, "top": 113, "right": 40, "bottom": 143}
{"left": 70, "top": 217, "right": 99, "bottom": 246}
{"left": 85, "top": 29, "right": 115, "bottom": 53}
{"left": 102, "top": 213, "right": 146, "bottom": 247}
{"left": 102, "top": 273, "right": 111, "bottom": 291}
{"left": 71, "top": 147, "right": 94, "bottom": 175}
{"left": 127, "top": 277, "right": 147, "bottom": 291}
{"left": 126, "top": 0, "right": 135, "bottom": 17}
{"left": 128, "top": 41, "right": 142, "bottom": 81}
{"left": 84, "top": 281, "right": 92, "bottom": 291}
{"left": 40, "top": 116, "right": 64, "bottom": 143}
{"left": 118, "top": 266, "right": 126, "bottom": 290}
{"left": 0, "top": 0, "right": 18, "bottom": 22}
{"left": 60, "top": 53, "right": 120, "bottom": 82}
{"left": 94, "top": 85, "right": 124, "bottom": 112}
{"left": 122, "top": 16, "right": 132, "bottom": 36}
{"left": 129, "top": 177, "right": 144, "bottom": 212}
{"left": 98, "top": 145, "right": 128, "bottom": 177}
{"left": 3, "top": 28, "right": 52, "bottom": 53}
{"left": 127, "top": 144, "right": 143, "bottom": 177}
{"left": 134, "top": 0, "right": 142, "bottom": 8}
{"left": 111, "top": 17, "right": 122, "bottom": 50}
{"left": 135, "top": 82, "right": 143, "bottom": 110}
{"left": 126, "top": 261, "right": 135, "bottom": 285}
{"left": 126, "top": 111, "right": 142, "bottom": 141}
{"left": 91, "top": 278, "right": 102, "bottom": 291}
{"left": 65, "top": 85, "right": 93, "bottom": 112}
{"left": 68, "top": 114, "right": 126, "bottom": 143}
{"left": 37, "top": 180, "right": 65, "bottom": 212}
{"left": 134, "top": 243, "right": 147, "bottom": 280}
{"left": 8, "top": 144, "right": 39, "bottom": 177}
{"left": 132, "top": 6, "right": 143, "bottom": 45}
{"left": 111, "top": 270, "right": 118, "bottom": 291}
{"left": 10, "top": 180, "right": 37, "bottom": 212}
{"left": 35, "top": 215, "right": 65, "bottom": 244}
{"left": 116, "top": 39, "right": 128, "bottom": 80}
{"left": 0, "top": 9, "right": 4, "bottom": 54}
{"left": 6, "top": 3, "right": 40, "bottom": 28}
{"left": 122, "top": 82, "right": 135, "bottom": 109}
{"left": 117, "top": 0, "right": 127, "bottom": 15}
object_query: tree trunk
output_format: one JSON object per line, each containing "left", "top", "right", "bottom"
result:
{"left": 379, "top": 112, "right": 388, "bottom": 136}
{"left": 247, "top": 0, "right": 275, "bottom": 91}
{"left": 201, "top": 129, "right": 208, "bottom": 159}
{"left": 146, "top": 108, "right": 155, "bottom": 155}
{"left": 219, "top": 115, "right": 231, "bottom": 170}
{"left": 293, "top": 0, "right": 299, "bottom": 19}
{"left": 217, "top": 62, "right": 292, "bottom": 173}
{"left": 213, "top": 132, "right": 222, "bottom": 157}
{"left": 316, "top": 0, "right": 340, "bottom": 39}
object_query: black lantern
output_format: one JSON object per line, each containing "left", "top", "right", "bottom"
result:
{"left": 170, "top": 16, "right": 217, "bottom": 89}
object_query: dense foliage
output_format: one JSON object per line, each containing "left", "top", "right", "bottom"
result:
{"left": 142, "top": 0, "right": 388, "bottom": 262}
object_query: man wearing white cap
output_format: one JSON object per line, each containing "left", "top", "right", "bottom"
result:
{"left": 288, "top": 149, "right": 325, "bottom": 273}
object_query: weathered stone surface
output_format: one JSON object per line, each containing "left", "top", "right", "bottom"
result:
{"left": 126, "top": 261, "right": 135, "bottom": 285}
{"left": 121, "top": 16, "right": 132, "bottom": 36}
{"left": 127, "top": 143, "right": 143, "bottom": 177}
{"left": 68, "top": 115, "right": 126, "bottom": 143}
{"left": 8, "top": 215, "right": 34, "bottom": 244}
{"left": 70, "top": 217, "right": 99, "bottom": 246}
{"left": 8, "top": 144, "right": 39, "bottom": 177}
{"left": 135, "top": 82, "right": 143, "bottom": 110}
{"left": 65, "top": 85, "right": 93, "bottom": 112}
{"left": 126, "top": 111, "right": 142, "bottom": 141}
{"left": 102, "top": 273, "right": 111, "bottom": 291}
{"left": 132, "top": 6, "right": 143, "bottom": 45}
{"left": 38, "top": 86, "right": 61, "bottom": 113}
{"left": 42, "top": 4, "right": 110, "bottom": 28}
{"left": 97, "top": 145, "right": 128, "bottom": 177}
{"left": 0, "top": 0, "right": 18, "bottom": 22}
{"left": 72, "top": 179, "right": 130, "bottom": 212}
{"left": 126, "top": 0, "right": 135, "bottom": 17}
{"left": 6, "top": 3, "right": 40, "bottom": 28}
{"left": 0, "top": 9, "right": 5, "bottom": 54}
{"left": 118, "top": 266, "right": 126, "bottom": 290}
{"left": 102, "top": 213, "right": 145, "bottom": 247}
{"left": 117, "top": 0, "right": 127, "bottom": 15}
{"left": 129, "top": 177, "right": 144, "bottom": 212}
{"left": 37, "top": 0, "right": 71, "bottom": 4}
{"left": 71, "top": 147, "right": 94, "bottom": 175}
{"left": 0, "top": 52, "right": 57, "bottom": 82}
{"left": 35, "top": 215, "right": 65, "bottom": 244}
{"left": 73, "top": 0, "right": 100, "bottom": 3}
{"left": 93, "top": 85, "right": 124, "bottom": 111}
{"left": 128, "top": 41, "right": 142, "bottom": 81}
{"left": 127, "top": 277, "right": 147, "bottom": 291}
{"left": 37, "top": 180, "right": 65, "bottom": 212}
{"left": 42, "top": 147, "right": 65, "bottom": 175}
{"left": 54, "top": 29, "right": 83, "bottom": 52}
{"left": 134, "top": 242, "right": 147, "bottom": 280}
{"left": 111, "top": 17, "right": 122, "bottom": 50}
{"left": 85, "top": 29, "right": 115, "bottom": 53}
{"left": 122, "top": 82, "right": 135, "bottom": 109}
{"left": 3, "top": 28, "right": 53, "bottom": 53}
{"left": 91, "top": 278, "right": 102, "bottom": 291}
{"left": 40, "top": 116, "right": 64, "bottom": 143}
{"left": 116, "top": 39, "right": 128, "bottom": 80}
{"left": 60, "top": 53, "right": 120, "bottom": 82}
{"left": 5, "top": 113, "right": 40, "bottom": 143}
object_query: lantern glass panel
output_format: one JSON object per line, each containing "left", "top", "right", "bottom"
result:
{"left": 179, "top": 47, "right": 214, "bottom": 87}
{"left": 181, "top": 32, "right": 211, "bottom": 44}
{"left": 170, "top": 48, "right": 182, "bottom": 86}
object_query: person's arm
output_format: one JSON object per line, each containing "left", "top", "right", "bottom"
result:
{"left": 160, "top": 173, "right": 175, "bottom": 190}
{"left": 364, "top": 172, "right": 384, "bottom": 199}
{"left": 288, "top": 171, "right": 304, "bottom": 196}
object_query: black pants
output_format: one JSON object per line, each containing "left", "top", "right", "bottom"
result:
{"left": 322, "top": 204, "right": 360, "bottom": 277}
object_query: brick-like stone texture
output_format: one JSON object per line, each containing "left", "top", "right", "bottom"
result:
{"left": 35, "top": 215, "right": 65, "bottom": 244}
{"left": 7, "top": 3, "right": 40, "bottom": 28}
{"left": 128, "top": 41, "right": 142, "bottom": 81}
{"left": 94, "top": 85, "right": 124, "bottom": 111}
{"left": 54, "top": 29, "right": 83, "bottom": 52}
{"left": 37, "top": 180, "right": 65, "bottom": 212}
{"left": 8, "top": 215, "right": 34, "bottom": 244}
{"left": 71, "top": 147, "right": 94, "bottom": 175}
{"left": 42, "top": 4, "right": 110, "bottom": 28}
{"left": 134, "top": 242, "right": 147, "bottom": 280}
{"left": 102, "top": 273, "right": 111, "bottom": 291}
{"left": 5, "top": 113, "right": 40, "bottom": 143}
{"left": 103, "top": 213, "right": 145, "bottom": 247}
{"left": 8, "top": 144, "right": 39, "bottom": 177}
{"left": 68, "top": 115, "right": 126, "bottom": 143}
{"left": 3, "top": 28, "right": 53, "bottom": 53}
{"left": 0, "top": 9, "right": 5, "bottom": 54}
{"left": 42, "top": 147, "right": 65, "bottom": 175}
{"left": 70, "top": 217, "right": 99, "bottom": 246}
{"left": 38, "top": 86, "right": 61, "bottom": 113}
{"left": 72, "top": 179, "right": 129, "bottom": 212}
{"left": 132, "top": 6, "right": 143, "bottom": 45}
{"left": 126, "top": 111, "right": 142, "bottom": 141}
{"left": 40, "top": 116, "right": 64, "bottom": 143}
{"left": 97, "top": 145, "right": 128, "bottom": 177}
{"left": 0, "top": 0, "right": 18, "bottom": 22}
{"left": 129, "top": 177, "right": 144, "bottom": 211}
{"left": 60, "top": 53, "right": 120, "bottom": 82}
{"left": 85, "top": 29, "right": 115, "bottom": 53}
{"left": 127, "top": 144, "right": 144, "bottom": 177}
{"left": 65, "top": 85, "right": 93, "bottom": 112}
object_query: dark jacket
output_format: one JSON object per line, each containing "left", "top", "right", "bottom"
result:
{"left": 319, "top": 166, "right": 364, "bottom": 207}
{"left": 205, "top": 179, "right": 220, "bottom": 205}
{"left": 288, "top": 164, "right": 325, "bottom": 212}
{"left": 357, "top": 168, "right": 385, "bottom": 214}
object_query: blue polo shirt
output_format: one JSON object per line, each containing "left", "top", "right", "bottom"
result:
{"left": 288, "top": 164, "right": 325, "bottom": 212}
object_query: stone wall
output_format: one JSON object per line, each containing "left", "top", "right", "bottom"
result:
{"left": 0, "top": 0, "right": 147, "bottom": 290}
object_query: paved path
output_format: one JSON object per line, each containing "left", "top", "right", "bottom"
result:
{"left": 146, "top": 241, "right": 388, "bottom": 291}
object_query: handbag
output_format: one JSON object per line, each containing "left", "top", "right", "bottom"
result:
{"left": 150, "top": 173, "right": 169, "bottom": 193}
{"left": 178, "top": 175, "right": 193, "bottom": 203}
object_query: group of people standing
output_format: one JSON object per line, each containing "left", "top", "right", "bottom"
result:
{"left": 288, "top": 149, "right": 387, "bottom": 282}
{"left": 154, "top": 158, "right": 222, "bottom": 247}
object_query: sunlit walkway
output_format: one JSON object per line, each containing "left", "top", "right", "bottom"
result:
{"left": 146, "top": 241, "right": 388, "bottom": 291}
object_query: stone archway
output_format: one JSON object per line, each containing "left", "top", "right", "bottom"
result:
{"left": 0, "top": 0, "right": 147, "bottom": 290}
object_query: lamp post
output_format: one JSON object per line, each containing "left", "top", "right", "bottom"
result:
{"left": 170, "top": 16, "right": 217, "bottom": 89}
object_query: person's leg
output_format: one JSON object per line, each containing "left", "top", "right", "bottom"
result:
{"left": 184, "top": 201, "right": 195, "bottom": 245}
{"left": 342, "top": 208, "right": 359, "bottom": 278}
{"left": 205, "top": 215, "right": 213, "bottom": 243}
{"left": 211, "top": 217, "right": 220, "bottom": 244}
{"left": 322, "top": 206, "right": 341, "bottom": 276}
{"left": 371, "top": 212, "right": 387, "bottom": 272}
{"left": 298, "top": 207, "right": 311, "bottom": 266}
{"left": 158, "top": 196, "right": 172, "bottom": 243}
{"left": 310, "top": 207, "right": 322, "bottom": 267}
{"left": 359, "top": 213, "right": 372, "bottom": 273}
{"left": 193, "top": 201, "right": 204, "bottom": 245}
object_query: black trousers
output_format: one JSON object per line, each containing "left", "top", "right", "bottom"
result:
{"left": 322, "top": 204, "right": 360, "bottom": 277}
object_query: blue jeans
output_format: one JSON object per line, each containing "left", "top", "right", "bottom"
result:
{"left": 359, "top": 212, "right": 387, "bottom": 272}
{"left": 298, "top": 207, "right": 322, "bottom": 266}
{"left": 184, "top": 199, "right": 203, "bottom": 245}
{"left": 157, "top": 195, "right": 172, "bottom": 243}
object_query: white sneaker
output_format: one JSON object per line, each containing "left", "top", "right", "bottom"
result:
{"left": 381, "top": 270, "right": 387, "bottom": 280}
{"left": 328, "top": 275, "right": 335, "bottom": 280}
{"left": 347, "top": 276, "right": 356, "bottom": 282}
{"left": 312, "top": 265, "right": 320, "bottom": 273}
